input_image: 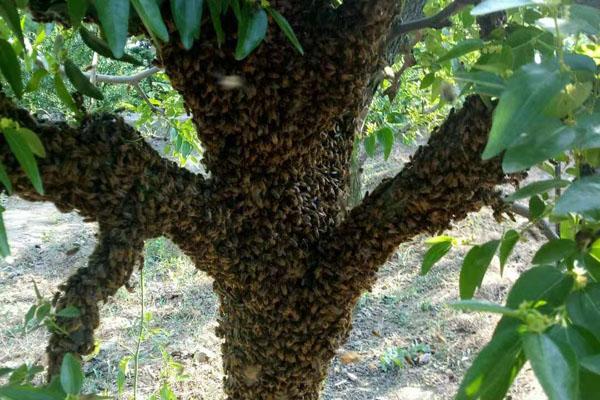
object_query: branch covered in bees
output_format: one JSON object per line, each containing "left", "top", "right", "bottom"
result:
{"left": 334, "top": 0, "right": 402, "bottom": 30}
{"left": 0, "top": 92, "right": 227, "bottom": 274}
{"left": 47, "top": 223, "right": 145, "bottom": 377}
{"left": 312, "top": 96, "right": 515, "bottom": 296}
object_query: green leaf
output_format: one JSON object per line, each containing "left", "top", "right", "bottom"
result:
{"left": 537, "top": 5, "right": 600, "bottom": 36}
{"left": 25, "top": 69, "right": 48, "bottom": 93}
{"left": 9, "top": 364, "right": 28, "bottom": 385}
{"left": 375, "top": 126, "right": 394, "bottom": 161}
{"left": 566, "top": 5, "right": 600, "bottom": 35}
{"left": 573, "top": 110, "right": 600, "bottom": 150}
{"left": 505, "top": 179, "right": 571, "bottom": 202}
{"left": 53, "top": 74, "right": 79, "bottom": 115}
{"left": 2, "top": 127, "right": 44, "bottom": 194}
{"left": 117, "top": 356, "right": 132, "bottom": 395}
{"left": 0, "top": 161, "right": 13, "bottom": 193}
{"left": 473, "top": 46, "right": 514, "bottom": 75}
{"left": 506, "top": 26, "right": 554, "bottom": 69}
{"left": 560, "top": 218, "right": 577, "bottom": 240}
{"left": 267, "top": 8, "right": 304, "bottom": 55}
{"left": 64, "top": 59, "right": 103, "bottom": 100}
{"left": 23, "top": 304, "right": 36, "bottom": 327}
{"left": 95, "top": 0, "right": 130, "bottom": 58}
{"left": 171, "top": 0, "right": 203, "bottom": 50}
{"left": 60, "top": 353, "right": 83, "bottom": 395}
{"left": 0, "top": 0, "right": 24, "bottom": 44}
{"left": 456, "top": 330, "right": 524, "bottom": 400}
{"left": 494, "top": 266, "right": 574, "bottom": 336}
{"left": 0, "top": 38, "right": 23, "bottom": 98}
{"left": 131, "top": 0, "right": 169, "bottom": 43}
{"left": 567, "top": 284, "right": 600, "bottom": 342}
{"left": 363, "top": 134, "right": 376, "bottom": 157}
{"left": 585, "top": 254, "right": 600, "bottom": 283}
{"left": 67, "top": 0, "right": 87, "bottom": 28}
{"left": 17, "top": 127, "right": 45, "bottom": 157}
{"left": 502, "top": 118, "right": 576, "bottom": 173}
{"left": 532, "top": 239, "right": 578, "bottom": 265}
{"left": 482, "top": 61, "right": 570, "bottom": 160}
{"left": 425, "top": 235, "right": 455, "bottom": 244}
{"left": 450, "top": 300, "right": 517, "bottom": 316}
{"left": 207, "top": 0, "right": 224, "bottom": 46}
{"left": 0, "top": 385, "right": 61, "bottom": 400}
{"left": 44, "top": 376, "right": 67, "bottom": 400}
{"left": 472, "top": 0, "right": 543, "bottom": 16}
{"left": 35, "top": 302, "right": 50, "bottom": 320}
{"left": 523, "top": 333, "right": 579, "bottom": 400}
{"left": 235, "top": 7, "right": 268, "bottom": 60}
{"left": 454, "top": 71, "right": 505, "bottom": 97}
{"left": 55, "top": 306, "right": 80, "bottom": 318}
{"left": 549, "top": 325, "right": 599, "bottom": 360}
{"left": 564, "top": 54, "right": 598, "bottom": 82}
{"left": 550, "top": 326, "right": 600, "bottom": 400}
{"left": 546, "top": 82, "right": 593, "bottom": 119}
{"left": 180, "top": 141, "right": 192, "bottom": 158}
{"left": 580, "top": 354, "right": 600, "bottom": 375}
{"left": 437, "top": 39, "right": 484, "bottom": 63}
{"left": 79, "top": 27, "right": 142, "bottom": 66}
{"left": 554, "top": 176, "right": 600, "bottom": 220}
{"left": 0, "top": 210, "right": 9, "bottom": 257}
{"left": 420, "top": 72, "right": 435, "bottom": 89}
{"left": 591, "top": 239, "right": 600, "bottom": 261}
{"left": 459, "top": 240, "right": 500, "bottom": 299}
{"left": 421, "top": 241, "right": 452, "bottom": 275}
{"left": 499, "top": 229, "right": 519, "bottom": 275}
{"left": 580, "top": 369, "right": 600, "bottom": 400}
{"left": 529, "top": 195, "right": 545, "bottom": 221}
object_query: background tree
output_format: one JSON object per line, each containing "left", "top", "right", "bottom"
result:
{"left": 0, "top": 0, "right": 599, "bottom": 399}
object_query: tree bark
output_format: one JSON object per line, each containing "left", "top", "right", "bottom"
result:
{"left": 0, "top": 1, "right": 518, "bottom": 398}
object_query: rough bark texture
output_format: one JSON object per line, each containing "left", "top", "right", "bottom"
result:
{"left": 1, "top": 1, "right": 516, "bottom": 398}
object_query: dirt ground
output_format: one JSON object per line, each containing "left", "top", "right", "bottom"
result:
{"left": 0, "top": 141, "right": 548, "bottom": 399}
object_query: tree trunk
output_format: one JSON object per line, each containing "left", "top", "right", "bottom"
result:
{"left": 214, "top": 279, "right": 351, "bottom": 399}
{"left": 0, "top": 1, "right": 518, "bottom": 398}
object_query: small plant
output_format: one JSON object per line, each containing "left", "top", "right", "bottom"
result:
{"left": 116, "top": 262, "right": 182, "bottom": 399}
{"left": 23, "top": 281, "right": 80, "bottom": 336}
{"left": 380, "top": 343, "right": 432, "bottom": 372}
{"left": 420, "top": 301, "right": 435, "bottom": 312}
{"left": 0, "top": 275, "right": 182, "bottom": 399}
{"left": 147, "top": 348, "right": 190, "bottom": 400}
{"left": 0, "top": 352, "right": 109, "bottom": 399}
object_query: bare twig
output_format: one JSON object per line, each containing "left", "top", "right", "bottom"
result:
{"left": 84, "top": 66, "right": 162, "bottom": 85}
{"left": 89, "top": 53, "right": 99, "bottom": 85}
{"left": 133, "top": 83, "right": 164, "bottom": 115}
{"left": 390, "top": 0, "right": 479, "bottom": 39}
{"left": 511, "top": 204, "right": 559, "bottom": 241}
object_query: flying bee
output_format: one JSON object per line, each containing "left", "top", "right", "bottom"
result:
{"left": 218, "top": 75, "right": 245, "bottom": 90}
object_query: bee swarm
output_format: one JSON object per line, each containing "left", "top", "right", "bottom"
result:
{"left": 0, "top": 1, "right": 517, "bottom": 398}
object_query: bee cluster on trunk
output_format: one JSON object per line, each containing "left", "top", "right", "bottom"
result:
{"left": 0, "top": 1, "right": 519, "bottom": 398}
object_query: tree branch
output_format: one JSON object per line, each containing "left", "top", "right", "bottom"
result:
{"left": 391, "top": 0, "right": 479, "bottom": 39}
{"left": 83, "top": 66, "right": 161, "bottom": 85}
{"left": 0, "top": 92, "right": 225, "bottom": 275}
{"left": 511, "top": 203, "right": 559, "bottom": 241}
{"left": 1, "top": 91, "right": 235, "bottom": 373}
{"left": 313, "top": 96, "right": 515, "bottom": 296}
{"left": 133, "top": 83, "right": 164, "bottom": 114}
{"left": 47, "top": 223, "right": 144, "bottom": 376}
